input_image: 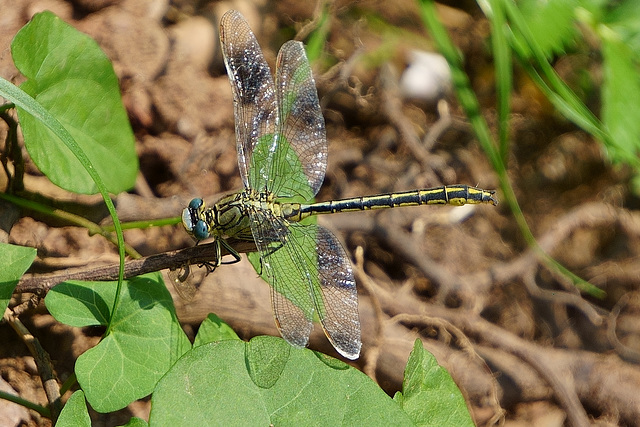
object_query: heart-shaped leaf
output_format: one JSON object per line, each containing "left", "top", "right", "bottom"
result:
{"left": 45, "top": 274, "right": 191, "bottom": 412}
{"left": 151, "top": 336, "right": 412, "bottom": 425}
{"left": 11, "top": 11, "right": 138, "bottom": 194}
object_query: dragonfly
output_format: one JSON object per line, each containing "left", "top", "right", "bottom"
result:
{"left": 179, "top": 10, "right": 497, "bottom": 360}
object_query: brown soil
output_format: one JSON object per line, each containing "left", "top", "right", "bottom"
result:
{"left": 1, "top": 1, "right": 639, "bottom": 426}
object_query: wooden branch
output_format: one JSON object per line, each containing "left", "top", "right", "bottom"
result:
{"left": 3, "top": 311, "right": 59, "bottom": 422}
{"left": 14, "top": 239, "right": 257, "bottom": 294}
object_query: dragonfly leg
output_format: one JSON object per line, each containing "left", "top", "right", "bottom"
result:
{"left": 200, "top": 261, "right": 218, "bottom": 274}
{"left": 254, "top": 240, "right": 286, "bottom": 275}
{"left": 219, "top": 238, "right": 242, "bottom": 265}
{"left": 172, "top": 264, "right": 191, "bottom": 281}
{"left": 261, "top": 241, "right": 285, "bottom": 258}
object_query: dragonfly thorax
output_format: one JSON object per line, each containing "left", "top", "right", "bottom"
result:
{"left": 239, "top": 189, "right": 282, "bottom": 215}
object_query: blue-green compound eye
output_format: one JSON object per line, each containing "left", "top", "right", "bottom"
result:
{"left": 193, "top": 220, "right": 209, "bottom": 240}
{"left": 189, "top": 198, "right": 203, "bottom": 210}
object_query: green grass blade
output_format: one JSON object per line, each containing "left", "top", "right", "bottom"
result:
{"left": 516, "top": 0, "right": 580, "bottom": 59}
{"left": 503, "top": 0, "right": 640, "bottom": 172}
{"left": 416, "top": 0, "right": 603, "bottom": 297}
{"left": 0, "top": 390, "right": 50, "bottom": 418}
{"left": 304, "top": 4, "right": 331, "bottom": 63}
{"left": 483, "top": 0, "right": 513, "bottom": 164}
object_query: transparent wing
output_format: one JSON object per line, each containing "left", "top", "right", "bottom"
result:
{"left": 249, "top": 210, "right": 361, "bottom": 359}
{"left": 248, "top": 210, "right": 314, "bottom": 347}
{"left": 220, "top": 13, "right": 326, "bottom": 199}
{"left": 221, "top": 10, "right": 359, "bottom": 358}
{"left": 312, "top": 226, "right": 361, "bottom": 358}
{"left": 167, "top": 266, "right": 197, "bottom": 301}
{"left": 219, "top": 10, "right": 277, "bottom": 191}
{"left": 271, "top": 41, "right": 327, "bottom": 200}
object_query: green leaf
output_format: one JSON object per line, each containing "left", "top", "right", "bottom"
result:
{"left": 45, "top": 281, "right": 111, "bottom": 327}
{"left": 151, "top": 336, "right": 412, "bottom": 426}
{"left": 55, "top": 390, "right": 91, "bottom": 427}
{"left": 0, "top": 243, "right": 37, "bottom": 315}
{"left": 11, "top": 11, "right": 137, "bottom": 194}
{"left": 245, "top": 337, "right": 290, "bottom": 388}
{"left": 395, "top": 340, "right": 473, "bottom": 427}
{"left": 601, "top": 35, "right": 640, "bottom": 161}
{"left": 603, "top": 0, "right": 640, "bottom": 55}
{"left": 118, "top": 418, "right": 148, "bottom": 427}
{"left": 45, "top": 274, "right": 191, "bottom": 413}
{"left": 517, "top": 0, "right": 580, "bottom": 58}
{"left": 193, "top": 313, "right": 240, "bottom": 347}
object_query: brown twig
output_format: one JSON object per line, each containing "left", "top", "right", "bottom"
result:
{"left": 374, "top": 285, "right": 592, "bottom": 427}
{"left": 352, "top": 246, "right": 385, "bottom": 382}
{"left": 330, "top": 201, "right": 637, "bottom": 326}
{"left": 372, "top": 215, "right": 484, "bottom": 304}
{"left": 3, "top": 310, "right": 61, "bottom": 422}
{"left": 14, "top": 239, "right": 256, "bottom": 294}
{"left": 317, "top": 45, "right": 364, "bottom": 111}
{"left": 422, "top": 99, "right": 453, "bottom": 151}
{"left": 607, "top": 292, "right": 640, "bottom": 364}
{"left": 521, "top": 270, "right": 603, "bottom": 326}
{"left": 379, "top": 63, "right": 432, "bottom": 167}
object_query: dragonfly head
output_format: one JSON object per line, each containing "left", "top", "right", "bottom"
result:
{"left": 182, "top": 198, "right": 210, "bottom": 241}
